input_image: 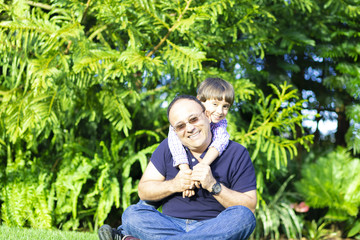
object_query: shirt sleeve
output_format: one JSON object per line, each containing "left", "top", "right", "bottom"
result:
{"left": 168, "top": 126, "right": 189, "bottom": 167}
{"left": 230, "top": 146, "right": 257, "bottom": 193}
{"left": 209, "top": 119, "right": 230, "bottom": 156}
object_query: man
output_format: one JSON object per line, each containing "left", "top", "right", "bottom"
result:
{"left": 99, "top": 95, "right": 257, "bottom": 240}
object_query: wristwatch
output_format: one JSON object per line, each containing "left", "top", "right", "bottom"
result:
{"left": 210, "top": 181, "right": 222, "bottom": 195}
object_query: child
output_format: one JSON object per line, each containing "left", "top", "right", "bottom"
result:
{"left": 168, "top": 77, "right": 234, "bottom": 197}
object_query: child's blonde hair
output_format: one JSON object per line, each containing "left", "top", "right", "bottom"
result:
{"left": 197, "top": 78, "right": 234, "bottom": 106}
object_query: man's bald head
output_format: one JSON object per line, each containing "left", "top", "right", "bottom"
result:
{"left": 167, "top": 95, "right": 205, "bottom": 121}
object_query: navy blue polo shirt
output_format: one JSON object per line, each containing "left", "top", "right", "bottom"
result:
{"left": 150, "top": 139, "right": 256, "bottom": 220}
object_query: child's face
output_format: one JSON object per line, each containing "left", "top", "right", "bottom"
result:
{"left": 202, "top": 98, "right": 230, "bottom": 123}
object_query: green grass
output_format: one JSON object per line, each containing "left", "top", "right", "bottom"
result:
{"left": 0, "top": 225, "right": 99, "bottom": 240}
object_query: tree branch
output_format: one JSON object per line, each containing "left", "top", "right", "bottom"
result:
{"left": 81, "top": 0, "right": 92, "bottom": 24}
{"left": 26, "top": 1, "right": 52, "bottom": 10}
{"left": 64, "top": 40, "right": 72, "bottom": 55}
{"left": 146, "top": 0, "right": 192, "bottom": 57}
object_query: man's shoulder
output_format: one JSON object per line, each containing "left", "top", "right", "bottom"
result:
{"left": 153, "top": 137, "right": 169, "bottom": 148}
{"left": 155, "top": 138, "right": 170, "bottom": 153}
{"left": 223, "top": 140, "right": 250, "bottom": 159}
{"left": 160, "top": 138, "right": 169, "bottom": 146}
{"left": 227, "top": 140, "right": 247, "bottom": 151}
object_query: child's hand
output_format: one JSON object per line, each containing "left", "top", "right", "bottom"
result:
{"left": 182, "top": 189, "right": 195, "bottom": 198}
{"left": 194, "top": 180, "right": 201, "bottom": 188}
{"left": 182, "top": 180, "right": 199, "bottom": 198}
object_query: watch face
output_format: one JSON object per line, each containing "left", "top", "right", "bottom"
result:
{"left": 212, "top": 182, "right": 221, "bottom": 195}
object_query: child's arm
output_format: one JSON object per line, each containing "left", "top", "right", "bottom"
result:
{"left": 202, "top": 119, "right": 230, "bottom": 166}
{"left": 178, "top": 164, "right": 195, "bottom": 198}
{"left": 168, "top": 126, "right": 189, "bottom": 167}
{"left": 168, "top": 127, "right": 196, "bottom": 197}
{"left": 201, "top": 147, "right": 220, "bottom": 165}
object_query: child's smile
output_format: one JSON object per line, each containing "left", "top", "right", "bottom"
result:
{"left": 202, "top": 98, "right": 230, "bottom": 123}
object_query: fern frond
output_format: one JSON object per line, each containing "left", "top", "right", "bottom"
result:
{"left": 0, "top": 17, "right": 56, "bottom": 36}
{"left": 164, "top": 41, "right": 207, "bottom": 72}
{"left": 54, "top": 154, "right": 94, "bottom": 229}
{"left": 191, "top": 0, "right": 229, "bottom": 24}
{"left": 133, "top": 0, "right": 169, "bottom": 29}
{"left": 121, "top": 142, "right": 159, "bottom": 209}
{"left": 121, "top": 49, "right": 163, "bottom": 71}
{"left": 233, "top": 82, "right": 313, "bottom": 174}
{"left": 73, "top": 47, "right": 120, "bottom": 74}
{"left": 4, "top": 91, "right": 59, "bottom": 145}
{"left": 28, "top": 55, "right": 65, "bottom": 92}
{"left": 100, "top": 90, "right": 132, "bottom": 136}
{"left": 233, "top": 78, "right": 256, "bottom": 101}
{"left": 1, "top": 172, "right": 53, "bottom": 228}
{"left": 90, "top": 144, "right": 121, "bottom": 227}
{"left": 95, "top": 176, "right": 120, "bottom": 226}
{"left": 283, "top": 0, "right": 314, "bottom": 13}
{"left": 345, "top": 105, "right": 360, "bottom": 154}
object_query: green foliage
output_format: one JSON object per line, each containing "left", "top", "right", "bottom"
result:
{"left": 254, "top": 175, "right": 303, "bottom": 240}
{"left": 242, "top": 0, "right": 360, "bottom": 235}
{"left": 302, "top": 219, "right": 334, "bottom": 240}
{"left": 347, "top": 219, "right": 360, "bottom": 238}
{"left": 1, "top": 153, "right": 53, "bottom": 229}
{"left": 345, "top": 105, "right": 360, "bottom": 154}
{"left": 231, "top": 82, "right": 313, "bottom": 193}
{"left": 2, "top": 180, "right": 52, "bottom": 229}
{"left": 295, "top": 147, "right": 360, "bottom": 219}
{"left": 0, "top": 0, "right": 342, "bottom": 237}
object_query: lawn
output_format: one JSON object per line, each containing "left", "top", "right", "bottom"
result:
{"left": 0, "top": 225, "right": 99, "bottom": 240}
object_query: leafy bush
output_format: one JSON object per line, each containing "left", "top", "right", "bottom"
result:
{"left": 0, "top": 0, "right": 315, "bottom": 235}
{"left": 254, "top": 175, "right": 303, "bottom": 240}
{"left": 295, "top": 147, "right": 360, "bottom": 237}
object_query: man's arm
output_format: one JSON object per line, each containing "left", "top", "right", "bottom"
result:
{"left": 212, "top": 186, "right": 257, "bottom": 212}
{"left": 191, "top": 163, "right": 257, "bottom": 212}
{"left": 138, "top": 161, "right": 193, "bottom": 201}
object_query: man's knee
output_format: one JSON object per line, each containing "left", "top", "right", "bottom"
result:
{"left": 225, "top": 205, "right": 256, "bottom": 224}
{"left": 122, "top": 201, "right": 156, "bottom": 226}
{"left": 122, "top": 205, "right": 135, "bottom": 226}
{"left": 227, "top": 205, "right": 254, "bottom": 214}
{"left": 224, "top": 206, "right": 256, "bottom": 238}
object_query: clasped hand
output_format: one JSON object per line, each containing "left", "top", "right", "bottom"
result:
{"left": 174, "top": 163, "right": 215, "bottom": 198}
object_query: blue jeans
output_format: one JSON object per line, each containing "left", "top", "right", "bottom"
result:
{"left": 118, "top": 200, "right": 256, "bottom": 240}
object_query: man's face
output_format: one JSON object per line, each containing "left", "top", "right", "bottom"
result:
{"left": 201, "top": 97, "right": 230, "bottom": 123}
{"left": 169, "top": 99, "right": 212, "bottom": 153}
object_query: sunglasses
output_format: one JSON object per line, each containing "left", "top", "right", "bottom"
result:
{"left": 173, "top": 111, "right": 204, "bottom": 132}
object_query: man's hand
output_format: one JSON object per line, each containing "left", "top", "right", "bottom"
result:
{"left": 191, "top": 163, "right": 216, "bottom": 192}
{"left": 173, "top": 169, "right": 194, "bottom": 193}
